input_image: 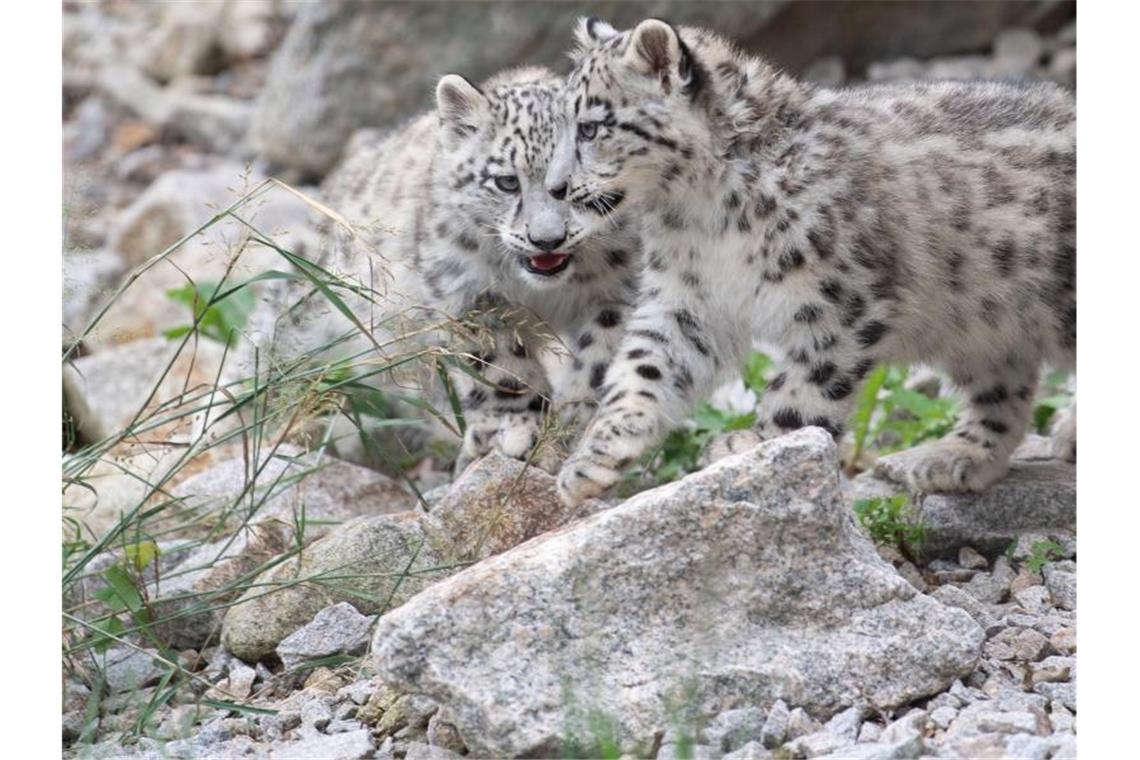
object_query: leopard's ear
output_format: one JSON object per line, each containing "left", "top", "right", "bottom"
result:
{"left": 575, "top": 16, "right": 619, "bottom": 47}
{"left": 436, "top": 74, "right": 490, "bottom": 139}
{"left": 623, "top": 19, "right": 696, "bottom": 95}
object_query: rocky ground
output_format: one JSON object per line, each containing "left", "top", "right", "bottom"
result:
{"left": 63, "top": 3, "right": 1077, "bottom": 758}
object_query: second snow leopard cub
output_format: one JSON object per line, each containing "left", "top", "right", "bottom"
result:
{"left": 249, "top": 67, "right": 641, "bottom": 469}
{"left": 547, "top": 19, "right": 1075, "bottom": 505}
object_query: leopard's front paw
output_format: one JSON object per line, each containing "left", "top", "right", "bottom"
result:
{"left": 874, "top": 440, "right": 1010, "bottom": 492}
{"left": 700, "top": 429, "right": 764, "bottom": 467}
{"left": 556, "top": 449, "right": 621, "bottom": 507}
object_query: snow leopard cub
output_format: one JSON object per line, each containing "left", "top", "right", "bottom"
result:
{"left": 247, "top": 66, "right": 641, "bottom": 470}
{"left": 546, "top": 19, "right": 1075, "bottom": 505}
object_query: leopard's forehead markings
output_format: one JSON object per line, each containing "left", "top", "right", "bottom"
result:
{"left": 487, "top": 83, "right": 558, "bottom": 171}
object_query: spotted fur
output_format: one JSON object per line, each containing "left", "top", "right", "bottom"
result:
{"left": 247, "top": 67, "right": 641, "bottom": 469}
{"left": 547, "top": 19, "right": 1076, "bottom": 504}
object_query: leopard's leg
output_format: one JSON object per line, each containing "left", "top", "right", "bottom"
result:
{"left": 556, "top": 294, "right": 742, "bottom": 505}
{"left": 450, "top": 326, "right": 554, "bottom": 474}
{"left": 549, "top": 301, "right": 633, "bottom": 444}
{"left": 875, "top": 358, "right": 1038, "bottom": 491}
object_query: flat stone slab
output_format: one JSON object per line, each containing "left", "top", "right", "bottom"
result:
{"left": 852, "top": 444, "right": 1075, "bottom": 560}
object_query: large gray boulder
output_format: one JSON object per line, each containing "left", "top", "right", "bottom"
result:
{"left": 371, "top": 429, "right": 984, "bottom": 757}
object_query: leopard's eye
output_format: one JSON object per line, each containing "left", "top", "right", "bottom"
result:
{"left": 494, "top": 175, "right": 520, "bottom": 193}
{"left": 577, "top": 121, "right": 599, "bottom": 141}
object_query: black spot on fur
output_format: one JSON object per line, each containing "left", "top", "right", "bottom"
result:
{"left": 980, "top": 418, "right": 1009, "bottom": 435}
{"left": 794, "top": 303, "right": 823, "bottom": 323}
{"left": 769, "top": 372, "right": 787, "bottom": 391}
{"left": 824, "top": 375, "right": 854, "bottom": 401}
{"left": 972, "top": 385, "right": 1008, "bottom": 405}
{"left": 590, "top": 363, "right": 608, "bottom": 389}
{"left": 637, "top": 364, "right": 663, "bottom": 380}
{"left": 808, "top": 361, "right": 837, "bottom": 385}
{"left": 597, "top": 309, "right": 622, "bottom": 328}
{"left": 578, "top": 332, "right": 595, "bottom": 350}
{"left": 820, "top": 279, "right": 844, "bottom": 304}
{"left": 494, "top": 378, "right": 527, "bottom": 398}
{"left": 773, "top": 407, "right": 804, "bottom": 430}
{"left": 856, "top": 321, "right": 888, "bottom": 347}
{"left": 808, "top": 416, "right": 842, "bottom": 438}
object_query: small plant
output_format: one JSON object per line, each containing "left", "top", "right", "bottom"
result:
{"left": 1025, "top": 539, "right": 1065, "bottom": 572}
{"left": 1033, "top": 370, "right": 1073, "bottom": 434}
{"left": 164, "top": 279, "right": 257, "bottom": 346}
{"left": 854, "top": 494, "right": 926, "bottom": 559}
{"left": 847, "top": 365, "right": 959, "bottom": 469}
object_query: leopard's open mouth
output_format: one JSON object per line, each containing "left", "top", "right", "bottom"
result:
{"left": 519, "top": 252, "right": 572, "bottom": 277}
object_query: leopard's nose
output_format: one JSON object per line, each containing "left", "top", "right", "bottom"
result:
{"left": 528, "top": 231, "right": 567, "bottom": 251}
{"left": 548, "top": 182, "right": 568, "bottom": 201}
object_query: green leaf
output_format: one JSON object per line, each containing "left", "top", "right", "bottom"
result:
{"left": 89, "top": 616, "right": 125, "bottom": 653}
{"left": 742, "top": 352, "right": 772, "bottom": 394}
{"left": 125, "top": 540, "right": 160, "bottom": 572}
{"left": 100, "top": 564, "right": 143, "bottom": 613}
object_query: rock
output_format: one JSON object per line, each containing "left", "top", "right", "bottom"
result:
{"left": 269, "top": 728, "right": 375, "bottom": 759}
{"left": 802, "top": 56, "right": 845, "bottom": 87}
{"left": 925, "top": 55, "right": 993, "bottom": 81}
{"left": 1013, "top": 585, "right": 1053, "bottom": 615}
{"left": 426, "top": 711, "right": 467, "bottom": 755}
{"left": 879, "top": 710, "right": 926, "bottom": 744}
{"left": 63, "top": 250, "right": 126, "bottom": 338}
{"left": 895, "top": 561, "right": 927, "bottom": 593}
{"left": 62, "top": 336, "right": 225, "bottom": 444}
{"left": 104, "top": 647, "right": 164, "bottom": 693}
{"left": 787, "top": 707, "right": 822, "bottom": 740}
{"left": 376, "top": 694, "right": 438, "bottom": 737}
{"left": 277, "top": 602, "right": 374, "bottom": 672}
{"left": 404, "top": 742, "right": 465, "bottom": 760}
{"left": 1030, "top": 656, "right": 1074, "bottom": 685}
{"left": 929, "top": 705, "right": 957, "bottom": 730}
{"left": 992, "top": 28, "right": 1044, "bottom": 77}
{"left": 300, "top": 698, "right": 334, "bottom": 732}
{"left": 221, "top": 512, "right": 447, "bottom": 662}
{"left": 761, "top": 700, "right": 790, "bottom": 749}
{"left": 135, "top": 1, "right": 227, "bottom": 83}
{"left": 429, "top": 451, "right": 602, "bottom": 561}
{"left": 856, "top": 721, "right": 882, "bottom": 743}
{"left": 1049, "top": 627, "right": 1075, "bottom": 655}
{"left": 957, "top": 546, "right": 988, "bottom": 570}
{"left": 866, "top": 58, "right": 927, "bottom": 82}
{"left": 786, "top": 729, "right": 849, "bottom": 757}
{"left": 1009, "top": 567, "right": 1043, "bottom": 594}
{"left": 108, "top": 162, "right": 315, "bottom": 271}
{"left": 723, "top": 741, "right": 772, "bottom": 759}
{"left": 657, "top": 743, "right": 717, "bottom": 760}
{"left": 948, "top": 704, "right": 1048, "bottom": 737}
{"left": 930, "top": 585, "right": 999, "bottom": 632}
{"left": 146, "top": 450, "right": 412, "bottom": 648}
{"left": 959, "top": 568, "right": 1009, "bottom": 605}
{"left": 337, "top": 679, "right": 377, "bottom": 707}
{"left": 1043, "top": 564, "right": 1076, "bottom": 610}
{"left": 222, "top": 453, "right": 583, "bottom": 661}
{"left": 822, "top": 706, "right": 863, "bottom": 741}
{"left": 372, "top": 430, "right": 983, "bottom": 757}
{"left": 1034, "top": 681, "right": 1076, "bottom": 711}
{"left": 1049, "top": 47, "right": 1077, "bottom": 87}
{"left": 706, "top": 707, "right": 766, "bottom": 752}
{"left": 852, "top": 460, "right": 1074, "bottom": 559}
{"left": 164, "top": 91, "right": 254, "bottom": 154}
{"left": 250, "top": 2, "right": 789, "bottom": 178}
{"left": 1050, "top": 701, "right": 1075, "bottom": 733}
{"left": 1013, "top": 628, "right": 1051, "bottom": 662}
{"left": 1011, "top": 532, "right": 1076, "bottom": 562}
